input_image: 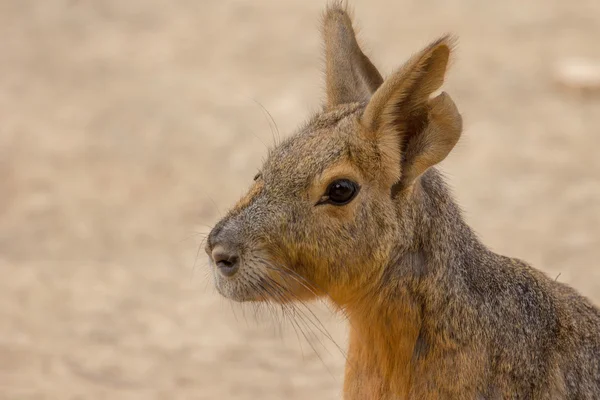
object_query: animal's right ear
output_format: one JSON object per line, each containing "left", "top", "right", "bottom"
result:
{"left": 322, "top": 3, "right": 383, "bottom": 108}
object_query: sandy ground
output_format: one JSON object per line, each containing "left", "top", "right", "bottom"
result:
{"left": 1, "top": 0, "right": 600, "bottom": 399}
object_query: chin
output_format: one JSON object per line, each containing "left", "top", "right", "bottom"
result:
{"left": 213, "top": 276, "right": 262, "bottom": 302}
{"left": 214, "top": 281, "right": 246, "bottom": 302}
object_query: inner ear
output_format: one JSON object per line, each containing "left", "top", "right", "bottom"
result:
{"left": 391, "top": 92, "right": 462, "bottom": 194}
{"left": 360, "top": 36, "right": 462, "bottom": 189}
{"left": 361, "top": 37, "right": 453, "bottom": 132}
{"left": 322, "top": 4, "right": 383, "bottom": 108}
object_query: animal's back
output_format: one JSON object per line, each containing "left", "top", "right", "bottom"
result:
{"left": 449, "top": 245, "right": 600, "bottom": 398}
{"left": 553, "top": 277, "right": 600, "bottom": 398}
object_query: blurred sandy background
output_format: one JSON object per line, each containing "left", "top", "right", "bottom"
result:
{"left": 1, "top": 0, "right": 599, "bottom": 399}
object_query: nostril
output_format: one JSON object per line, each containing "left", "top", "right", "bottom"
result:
{"left": 216, "top": 257, "right": 239, "bottom": 277}
{"left": 212, "top": 247, "right": 240, "bottom": 277}
{"left": 217, "top": 257, "right": 237, "bottom": 269}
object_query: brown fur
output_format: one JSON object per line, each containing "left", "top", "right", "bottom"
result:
{"left": 206, "top": 3, "right": 600, "bottom": 399}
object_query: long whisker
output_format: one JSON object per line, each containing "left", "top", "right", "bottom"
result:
{"left": 266, "top": 261, "right": 354, "bottom": 325}
{"left": 179, "top": 231, "right": 208, "bottom": 244}
{"left": 258, "top": 278, "right": 307, "bottom": 358}
{"left": 192, "top": 236, "right": 209, "bottom": 278}
{"left": 261, "top": 262, "right": 370, "bottom": 371}
{"left": 249, "top": 275, "right": 278, "bottom": 323}
{"left": 261, "top": 263, "right": 321, "bottom": 298}
{"left": 229, "top": 300, "right": 240, "bottom": 325}
{"left": 253, "top": 99, "right": 281, "bottom": 147}
{"left": 260, "top": 278, "right": 336, "bottom": 378}
{"left": 262, "top": 261, "right": 341, "bottom": 323}
{"left": 202, "top": 194, "right": 223, "bottom": 217}
{"left": 254, "top": 278, "right": 287, "bottom": 337}
{"left": 265, "top": 274, "right": 349, "bottom": 364}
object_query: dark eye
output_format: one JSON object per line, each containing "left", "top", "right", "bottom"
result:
{"left": 253, "top": 172, "right": 262, "bottom": 181}
{"left": 319, "top": 179, "right": 360, "bottom": 206}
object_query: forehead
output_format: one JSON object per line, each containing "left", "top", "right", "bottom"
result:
{"left": 262, "top": 104, "right": 364, "bottom": 186}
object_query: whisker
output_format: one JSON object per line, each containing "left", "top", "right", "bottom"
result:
{"left": 262, "top": 264, "right": 319, "bottom": 297}
{"left": 252, "top": 99, "right": 281, "bottom": 147}
{"left": 281, "top": 304, "right": 306, "bottom": 358}
{"left": 229, "top": 300, "right": 240, "bottom": 324}
{"left": 191, "top": 236, "right": 209, "bottom": 278}
{"left": 249, "top": 128, "right": 270, "bottom": 151}
{"left": 203, "top": 194, "right": 223, "bottom": 217}
{"left": 259, "top": 278, "right": 308, "bottom": 359}
{"left": 262, "top": 262, "right": 345, "bottom": 329}
{"left": 262, "top": 102, "right": 282, "bottom": 146}
{"left": 261, "top": 276, "right": 341, "bottom": 380}
{"left": 255, "top": 278, "right": 285, "bottom": 337}
{"left": 269, "top": 283, "right": 310, "bottom": 358}
{"left": 266, "top": 261, "right": 354, "bottom": 328}
{"left": 265, "top": 275, "right": 347, "bottom": 363}
{"left": 274, "top": 296, "right": 320, "bottom": 363}
{"left": 263, "top": 262, "right": 323, "bottom": 298}
{"left": 288, "top": 305, "right": 335, "bottom": 379}
{"left": 178, "top": 231, "right": 209, "bottom": 244}
{"left": 241, "top": 302, "right": 251, "bottom": 329}
{"left": 261, "top": 263, "right": 367, "bottom": 372}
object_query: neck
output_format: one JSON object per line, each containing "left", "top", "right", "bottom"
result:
{"left": 336, "top": 169, "right": 487, "bottom": 396}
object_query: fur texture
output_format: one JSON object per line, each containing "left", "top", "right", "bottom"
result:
{"left": 206, "top": 3, "right": 600, "bottom": 399}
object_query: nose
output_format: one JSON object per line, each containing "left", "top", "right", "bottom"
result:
{"left": 211, "top": 246, "right": 240, "bottom": 277}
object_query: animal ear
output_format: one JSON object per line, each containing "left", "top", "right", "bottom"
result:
{"left": 322, "top": 3, "right": 383, "bottom": 108}
{"left": 360, "top": 36, "right": 462, "bottom": 190}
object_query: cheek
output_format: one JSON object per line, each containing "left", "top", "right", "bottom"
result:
{"left": 334, "top": 198, "right": 398, "bottom": 264}
{"left": 303, "top": 203, "right": 373, "bottom": 268}
{"left": 266, "top": 197, "right": 396, "bottom": 283}
{"left": 266, "top": 209, "right": 339, "bottom": 280}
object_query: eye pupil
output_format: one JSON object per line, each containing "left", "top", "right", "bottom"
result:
{"left": 326, "top": 179, "right": 359, "bottom": 205}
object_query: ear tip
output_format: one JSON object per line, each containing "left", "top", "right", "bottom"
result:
{"left": 427, "top": 34, "right": 458, "bottom": 73}
{"left": 324, "top": 0, "right": 348, "bottom": 13}
{"left": 322, "top": 1, "right": 353, "bottom": 28}
{"left": 321, "top": 1, "right": 360, "bottom": 52}
{"left": 435, "top": 34, "right": 459, "bottom": 54}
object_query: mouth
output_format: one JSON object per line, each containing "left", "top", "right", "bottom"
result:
{"left": 207, "top": 250, "right": 320, "bottom": 304}
{"left": 208, "top": 257, "right": 262, "bottom": 302}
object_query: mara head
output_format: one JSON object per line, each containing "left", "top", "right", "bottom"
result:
{"left": 206, "top": 4, "right": 462, "bottom": 306}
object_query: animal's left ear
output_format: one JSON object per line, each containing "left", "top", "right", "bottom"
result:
{"left": 361, "top": 36, "right": 462, "bottom": 190}
{"left": 322, "top": 4, "right": 383, "bottom": 108}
